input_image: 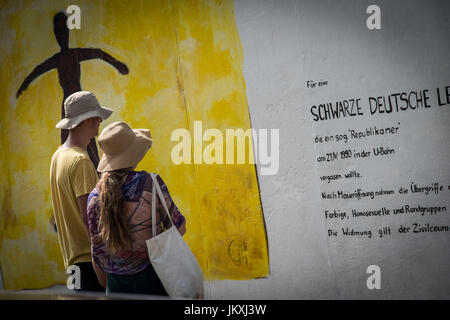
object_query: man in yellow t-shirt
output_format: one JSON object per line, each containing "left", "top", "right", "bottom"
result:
{"left": 50, "top": 91, "right": 113, "bottom": 292}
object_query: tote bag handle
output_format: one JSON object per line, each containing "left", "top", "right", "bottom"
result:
{"left": 150, "top": 173, "right": 174, "bottom": 237}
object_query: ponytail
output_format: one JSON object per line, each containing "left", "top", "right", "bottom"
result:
{"left": 98, "top": 169, "right": 130, "bottom": 251}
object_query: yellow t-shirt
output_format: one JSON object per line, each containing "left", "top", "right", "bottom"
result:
{"left": 50, "top": 146, "right": 98, "bottom": 268}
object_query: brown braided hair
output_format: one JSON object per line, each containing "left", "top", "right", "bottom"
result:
{"left": 97, "top": 168, "right": 132, "bottom": 252}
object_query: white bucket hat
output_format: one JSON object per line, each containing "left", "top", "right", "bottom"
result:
{"left": 56, "top": 91, "right": 113, "bottom": 129}
{"left": 97, "top": 121, "right": 153, "bottom": 172}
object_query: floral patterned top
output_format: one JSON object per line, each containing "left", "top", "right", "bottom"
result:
{"left": 87, "top": 171, "right": 185, "bottom": 275}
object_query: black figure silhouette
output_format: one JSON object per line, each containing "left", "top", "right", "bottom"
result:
{"left": 16, "top": 11, "right": 129, "bottom": 169}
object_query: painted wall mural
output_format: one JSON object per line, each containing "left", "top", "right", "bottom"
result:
{"left": 16, "top": 10, "right": 129, "bottom": 168}
{"left": 0, "top": 0, "right": 269, "bottom": 289}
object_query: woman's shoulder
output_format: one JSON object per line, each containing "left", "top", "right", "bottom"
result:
{"left": 135, "top": 170, "right": 161, "bottom": 181}
{"left": 138, "top": 171, "right": 169, "bottom": 191}
{"left": 87, "top": 185, "right": 100, "bottom": 209}
{"left": 131, "top": 171, "right": 158, "bottom": 192}
{"left": 88, "top": 180, "right": 103, "bottom": 198}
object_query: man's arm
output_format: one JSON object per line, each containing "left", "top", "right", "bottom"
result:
{"left": 92, "top": 257, "right": 106, "bottom": 288}
{"left": 76, "top": 194, "right": 90, "bottom": 237}
{"left": 77, "top": 194, "right": 106, "bottom": 288}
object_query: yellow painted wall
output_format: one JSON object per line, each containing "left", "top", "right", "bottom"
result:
{"left": 0, "top": 0, "right": 268, "bottom": 289}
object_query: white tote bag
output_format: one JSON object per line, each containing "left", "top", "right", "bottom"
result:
{"left": 145, "top": 173, "right": 204, "bottom": 299}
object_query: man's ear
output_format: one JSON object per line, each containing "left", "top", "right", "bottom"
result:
{"left": 74, "top": 119, "right": 89, "bottom": 130}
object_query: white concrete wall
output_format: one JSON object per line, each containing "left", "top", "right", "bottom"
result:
{"left": 206, "top": 0, "right": 450, "bottom": 299}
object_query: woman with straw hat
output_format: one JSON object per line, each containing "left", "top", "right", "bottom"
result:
{"left": 86, "top": 121, "right": 186, "bottom": 295}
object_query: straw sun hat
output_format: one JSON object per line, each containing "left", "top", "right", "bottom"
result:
{"left": 97, "top": 121, "right": 153, "bottom": 172}
{"left": 56, "top": 91, "right": 113, "bottom": 129}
